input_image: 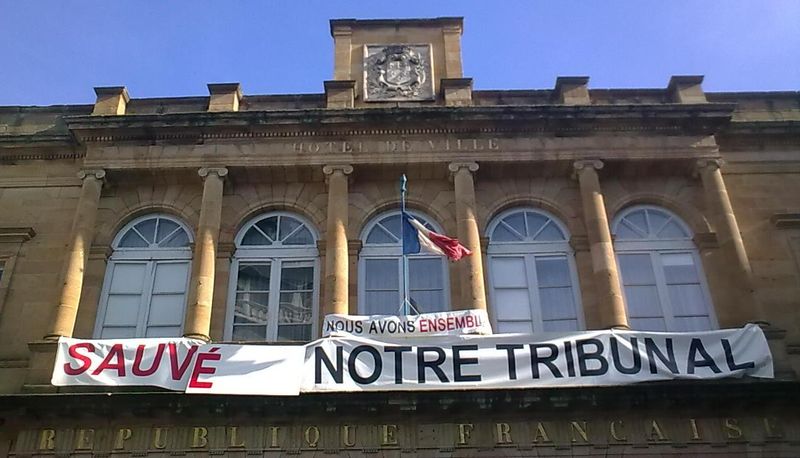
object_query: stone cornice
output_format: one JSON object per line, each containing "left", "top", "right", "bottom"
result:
{"left": 0, "top": 227, "right": 36, "bottom": 244}
{"left": 64, "top": 104, "right": 736, "bottom": 144}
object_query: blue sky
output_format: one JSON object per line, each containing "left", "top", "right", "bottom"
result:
{"left": 1, "top": 1, "right": 798, "bottom": 105}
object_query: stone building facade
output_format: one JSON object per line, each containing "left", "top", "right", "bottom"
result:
{"left": 1, "top": 17, "right": 799, "bottom": 457}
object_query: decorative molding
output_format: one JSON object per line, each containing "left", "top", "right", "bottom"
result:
{"left": 64, "top": 103, "right": 736, "bottom": 143}
{"left": 322, "top": 164, "right": 354, "bottom": 175}
{"left": 88, "top": 244, "right": 112, "bottom": 260}
{"left": 771, "top": 213, "right": 800, "bottom": 229}
{"left": 0, "top": 227, "right": 36, "bottom": 244}
{"left": 693, "top": 232, "right": 720, "bottom": 249}
{"left": 569, "top": 235, "right": 590, "bottom": 252}
{"left": 572, "top": 159, "right": 603, "bottom": 180}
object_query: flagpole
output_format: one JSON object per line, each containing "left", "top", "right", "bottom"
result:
{"left": 400, "top": 174, "right": 411, "bottom": 315}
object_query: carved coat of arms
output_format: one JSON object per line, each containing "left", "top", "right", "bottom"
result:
{"left": 364, "top": 44, "right": 434, "bottom": 101}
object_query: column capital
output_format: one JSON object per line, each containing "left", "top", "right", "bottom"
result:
{"left": 77, "top": 169, "right": 106, "bottom": 181}
{"left": 695, "top": 158, "right": 724, "bottom": 174}
{"left": 572, "top": 159, "right": 604, "bottom": 180}
{"left": 573, "top": 159, "right": 604, "bottom": 172}
{"left": 322, "top": 164, "right": 354, "bottom": 176}
{"left": 198, "top": 167, "right": 229, "bottom": 179}
{"left": 448, "top": 161, "right": 479, "bottom": 174}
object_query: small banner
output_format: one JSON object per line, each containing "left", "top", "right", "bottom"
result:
{"left": 322, "top": 310, "right": 493, "bottom": 338}
{"left": 53, "top": 325, "right": 773, "bottom": 395}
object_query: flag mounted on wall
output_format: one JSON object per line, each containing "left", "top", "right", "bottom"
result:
{"left": 402, "top": 212, "right": 472, "bottom": 261}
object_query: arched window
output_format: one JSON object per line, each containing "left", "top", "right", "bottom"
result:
{"left": 486, "top": 208, "right": 583, "bottom": 333}
{"left": 612, "top": 205, "right": 717, "bottom": 331}
{"left": 225, "top": 212, "right": 319, "bottom": 342}
{"left": 95, "top": 214, "right": 193, "bottom": 338}
{"left": 359, "top": 211, "right": 449, "bottom": 315}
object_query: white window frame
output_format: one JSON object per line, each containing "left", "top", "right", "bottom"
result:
{"left": 485, "top": 208, "right": 585, "bottom": 333}
{"left": 612, "top": 205, "right": 718, "bottom": 331}
{"left": 94, "top": 214, "right": 194, "bottom": 338}
{"left": 357, "top": 210, "right": 451, "bottom": 315}
{"left": 223, "top": 211, "right": 320, "bottom": 342}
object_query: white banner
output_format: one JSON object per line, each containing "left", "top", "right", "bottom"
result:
{"left": 53, "top": 325, "right": 773, "bottom": 395}
{"left": 322, "top": 310, "right": 492, "bottom": 338}
{"left": 305, "top": 325, "right": 773, "bottom": 392}
{"left": 52, "top": 337, "right": 205, "bottom": 390}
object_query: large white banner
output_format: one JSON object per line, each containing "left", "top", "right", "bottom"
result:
{"left": 305, "top": 325, "right": 773, "bottom": 391}
{"left": 53, "top": 325, "right": 773, "bottom": 395}
{"left": 322, "top": 310, "right": 492, "bottom": 338}
{"left": 52, "top": 337, "right": 206, "bottom": 390}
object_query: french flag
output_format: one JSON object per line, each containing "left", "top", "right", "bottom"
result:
{"left": 402, "top": 212, "right": 472, "bottom": 261}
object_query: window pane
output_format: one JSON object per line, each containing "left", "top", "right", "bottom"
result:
{"left": 100, "top": 327, "right": 137, "bottom": 339}
{"left": 280, "top": 265, "right": 314, "bottom": 291}
{"left": 277, "top": 324, "right": 311, "bottom": 341}
{"left": 491, "top": 257, "right": 527, "bottom": 288}
{"left": 145, "top": 326, "right": 181, "bottom": 338}
{"left": 366, "top": 225, "right": 397, "bottom": 244}
{"left": 232, "top": 325, "right": 267, "bottom": 340}
{"left": 629, "top": 317, "right": 667, "bottom": 332}
{"left": 109, "top": 263, "right": 147, "bottom": 294}
{"left": 543, "top": 319, "right": 579, "bottom": 332}
{"left": 410, "top": 289, "right": 444, "bottom": 314}
{"left": 119, "top": 230, "right": 149, "bottom": 248}
{"left": 503, "top": 213, "right": 526, "bottom": 236}
{"left": 668, "top": 284, "right": 707, "bottom": 317}
{"left": 534, "top": 222, "right": 565, "bottom": 241}
{"left": 409, "top": 258, "right": 442, "bottom": 290}
{"left": 618, "top": 254, "right": 656, "bottom": 285}
{"left": 278, "top": 216, "right": 301, "bottom": 240}
{"left": 647, "top": 210, "right": 670, "bottom": 236}
{"left": 379, "top": 215, "right": 401, "bottom": 240}
{"left": 624, "top": 211, "right": 648, "bottom": 235}
{"left": 155, "top": 219, "right": 179, "bottom": 244}
{"left": 673, "top": 316, "right": 712, "bottom": 332}
{"left": 658, "top": 221, "right": 689, "bottom": 239}
{"left": 365, "top": 259, "right": 398, "bottom": 290}
{"left": 256, "top": 217, "right": 278, "bottom": 241}
{"left": 104, "top": 295, "right": 141, "bottom": 326}
{"left": 278, "top": 292, "right": 313, "bottom": 324}
{"left": 494, "top": 289, "right": 532, "bottom": 320}
{"left": 661, "top": 253, "right": 699, "bottom": 284}
{"left": 283, "top": 227, "right": 313, "bottom": 245}
{"left": 535, "top": 257, "right": 570, "bottom": 288}
{"left": 624, "top": 285, "right": 663, "bottom": 318}
{"left": 365, "top": 291, "right": 399, "bottom": 315}
{"left": 152, "top": 262, "right": 189, "bottom": 294}
{"left": 492, "top": 224, "right": 521, "bottom": 242}
{"left": 161, "top": 229, "right": 190, "bottom": 248}
{"left": 525, "top": 212, "right": 548, "bottom": 238}
{"left": 241, "top": 227, "right": 270, "bottom": 246}
{"left": 234, "top": 293, "right": 269, "bottom": 324}
{"left": 615, "top": 222, "right": 642, "bottom": 240}
{"left": 237, "top": 264, "right": 271, "bottom": 291}
{"left": 148, "top": 294, "right": 185, "bottom": 326}
{"left": 498, "top": 321, "right": 532, "bottom": 334}
{"left": 134, "top": 219, "right": 157, "bottom": 244}
{"left": 539, "top": 287, "right": 576, "bottom": 321}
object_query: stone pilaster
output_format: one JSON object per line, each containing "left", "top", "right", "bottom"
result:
{"left": 323, "top": 165, "right": 353, "bottom": 317}
{"left": 696, "top": 158, "right": 765, "bottom": 325}
{"left": 573, "top": 160, "right": 629, "bottom": 329}
{"left": 448, "top": 162, "right": 487, "bottom": 311}
{"left": 45, "top": 169, "right": 105, "bottom": 340}
{"left": 184, "top": 167, "right": 227, "bottom": 341}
